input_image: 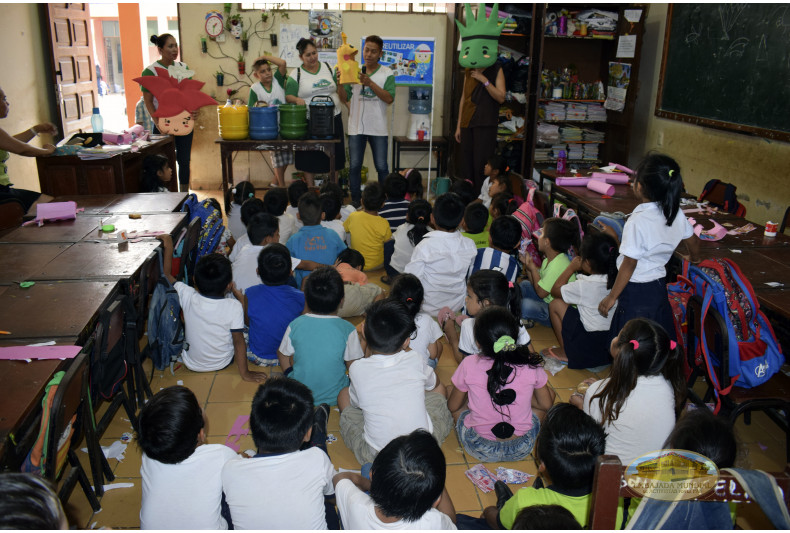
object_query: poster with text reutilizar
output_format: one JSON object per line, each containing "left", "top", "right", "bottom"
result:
{"left": 362, "top": 37, "right": 435, "bottom": 87}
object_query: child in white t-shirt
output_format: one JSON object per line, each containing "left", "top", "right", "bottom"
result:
{"left": 338, "top": 299, "right": 453, "bottom": 465}
{"left": 334, "top": 430, "right": 457, "bottom": 529}
{"left": 262, "top": 187, "right": 298, "bottom": 245}
{"left": 386, "top": 199, "right": 432, "bottom": 279}
{"left": 390, "top": 274, "right": 443, "bottom": 367}
{"left": 224, "top": 181, "right": 256, "bottom": 241}
{"left": 227, "top": 197, "right": 265, "bottom": 262}
{"left": 138, "top": 386, "right": 237, "bottom": 530}
{"left": 545, "top": 232, "right": 619, "bottom": 369}
{"left": 222, "top": 377, "right": 338, "bottom": 529}
{"left": 158, "top": 235, "right": 266, "bottom": 384}
{"left": 319, "top": 191, "right": 347, "bottom": 243}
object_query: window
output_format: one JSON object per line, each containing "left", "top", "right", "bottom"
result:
{"left": 146, "top": 20, "right": 157, "bottom": 40}
{"left": 240, "top": 2, "right": 450, "bottom": 13}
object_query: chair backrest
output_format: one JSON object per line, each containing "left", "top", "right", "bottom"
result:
{"left": 0, "top": 197, "right": 26, "bottom": 231}
{"left": 589, "top": 455, "right": 790, "bottom": 529}
{"left": 179, "top": 217, "right": 201, "bottom": 283}
{"left": 533, "top": 189, "right": 550, "bottom": 220}
{"left": 90, "top": 296, "right": 128, "bottom": 402}
{"left": 43, "top": 351, "right": 88, "bottom": 481}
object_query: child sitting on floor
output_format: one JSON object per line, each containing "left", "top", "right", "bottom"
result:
{"left": 519, "top": 217, "right": 579, "bottom": 327}
{"left": 277, "top": 267, "right": 359, "bottom": 405}
{"left": 461, "top": 202, "right": 490, "bottom": 249}
{"left": 389, "top": 274, "right": 443, "bottom": 368}
{"left": 338, "top": 299, "right": 452, "bottom": 465}
{"left": 448, "top": 306, "right": 554, "bottom": 463}
{"left": 334, "top": 248, "right": 384, "bottom": 318}
{"left": 228, "top": 197, "right": 265, "bottom": 262}
{"left": 379, "top": 173, "right": 410, "bottom": 231}
{"left": 545, "top": 231, "right": 618, "bottom": 369}
{"left": 244, "top": 243, "right": 304, "bottom": 366}
{"left": 138, "top": 386, "right": 237, "bottom": 529}
{"left": 477, "top": 155, "right": 508, "bottom": 209}
{"left": 404, "top": 192, "right": 477, "bottom": 314}
{"left": 158, "top": 235, "right": 266, "bottom": 383}
{"left": 384, "top": 199, "right": 432, "bottom": 284}
{"left": 263, "top": 187, "right": 297, "bottom": 245}
{"left": 221, "top": 378, "right": 336, "bottom": 529}
{"left": 286, "top": 192, "right": 346, "bottom": 287}
{"left": 319, "top": 192, "right": 347, "bottom": 243}
{"left": 400, "top": 168, "right": 423, "bottom": 200}
{"left": 344, "top": 182, "right": 392, "bottom": 271}
{"left": 333, "top": 429, "right": 457, "bottom": 529}
{"left": 224, "top": 181, "right": 255, "bottom": 240}
{"left": 468, "top": 215, "right": 522, "bottom": 284}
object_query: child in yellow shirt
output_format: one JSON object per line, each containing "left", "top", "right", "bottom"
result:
{"left": 343, "top": 182, "right": 391, "bottom": 270}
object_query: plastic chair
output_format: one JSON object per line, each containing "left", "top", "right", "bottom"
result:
{"left": 685, "top": 295, "right": 790, "bottom": 462}
{"left": 92, "top": 297, "right": 139, "bottom": 442}
{"left": 42, "top": 350, "right": 109, "bottom": 510}
{"left": 588, "top": 455, "right": 790, "bottom": 529}
{"left": 779, "top": 206, "right": 790, "bottom": 234}
{"left": 178, "top": 217, "right": 201, "bottom": 284}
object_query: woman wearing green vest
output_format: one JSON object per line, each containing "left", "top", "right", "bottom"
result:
{"left": 0, "top": 86, "right": 56, "bottom": 212}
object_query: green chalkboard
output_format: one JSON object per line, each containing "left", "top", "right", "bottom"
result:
{"left": 656, "top": 4, "right": 790, "bottom": 141}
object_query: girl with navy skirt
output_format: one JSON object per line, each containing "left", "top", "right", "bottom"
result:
{"left": 598, "top": 154, "right": 698, "bottom": 341}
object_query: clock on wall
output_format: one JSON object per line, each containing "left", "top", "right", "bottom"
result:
{"left": 205, "top": 11, "right": 224, "bottom": 38}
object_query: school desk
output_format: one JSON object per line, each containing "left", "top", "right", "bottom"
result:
{"left": 31, "top": 241, "right": 161, "bottom": 282}
{"left": 0, "top": 337, "right": 78, "bottom": 471}
{"left": 0, "top": 281, "right": 117, "bottom": 341}
{"left": 392, "top": 136, "right": 449, "bottom": 176}
{"left": 79, "top": 213, "right": 187, "bottom": 242}
{"left": 0, "top": 243, "right": 71, "bottom": 285}
{"left": 48, "top": 194, "right": 119, "bottom": 214}
{"left": 216, "top": 138, "right": 340, "bottom": 203}
{"left": 688, "top": 248, "right": 790, "bottom": 293}
{"left": 102, "top": 192, "right": 188, "bottom": 214}
{"left": 0, "top": 216, "right": 100, "bottom": 244}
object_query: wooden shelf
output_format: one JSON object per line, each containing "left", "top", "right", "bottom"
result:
{"left": 540, "top": 99, "right": 606, "bottom": 103}
{"left": 544, "top": 34, "right": 615, "bottom": 40}
{"left": 540, "top": 119, "right": 607, "bottom": 124}
{"left": 537, "top": 140, "right": 603, "bottom": 144}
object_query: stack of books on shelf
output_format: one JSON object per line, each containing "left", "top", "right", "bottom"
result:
{"left": 535, "top": 147, "right": 553, "bottom": 161}
{"left": 543, "top": 102, "right": 566, "bottom": 121}
{"left": 583, "top": 144, "right": 600, "bottom": 161}
{"left": 567, "top": 143, "right": 584, "bottom": 160}
{"left": 566, "top": 103, "right": 587, "bottom": 121}
{"left": 559, "top": 126, "right": 583, "bottom": 143}
{"left": 587, "top": 103, "right": 607, "bottom": 121}
{"left": 583, "top": 129, "right": 605, "bottom": 142}
{"left": 551, "top": 144, "right": 567, "bottom": 160}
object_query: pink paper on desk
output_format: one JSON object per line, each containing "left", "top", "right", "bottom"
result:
{"left": 590, "top": 172, "right": 631, "bottom": 184}
{"left": 0, "top": 345, "right": 82, "bottom": 360}
{"left": 555, "top": 177, "right": 590, "bottom": 187}
{"left": 608, "top": 162, "right": 635, "bottom": 174}
{"left": 587, "top": 179, "right": 615, "bottom": 195}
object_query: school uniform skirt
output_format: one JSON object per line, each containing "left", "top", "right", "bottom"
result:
{"left": 295, "top": 114, "right": 346, "bottom": 173}
{"left": 610, "top": 278, "right": 677, "bottom": 342}
{"left": 562, "top": 306, "right": 613, "bottom": 369}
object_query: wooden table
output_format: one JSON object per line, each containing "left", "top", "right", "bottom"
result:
{"left": 0, "top": 217, "right": 100, "bottom": 244}
{"left": 103, "top": 192, "right": 188, "bottom": 214}
{"left": 36, "top": 136, "right": 177, "bottom": 196}
{"left": 48, "top": 195, "right": 119, "bottom": 214}
{"left": 0, "top": 281, "right": 117, "bottom": 341}
{"left": 216, "top": 138, "right": 339, "bottom": 201}
{"left": 80, "top": 213, "right": 187, "bottom": 242}
{"left": 392, "top": 136, "right": 449, "bottom": 176}
{"left": 0, "top": 243, "right": 71, "bottom": 285}
{"left": 31, "top": 241, "right": 160, "bottom": 281}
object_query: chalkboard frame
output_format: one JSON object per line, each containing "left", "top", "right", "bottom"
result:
{"left": 655, "top": 4, "right": 790, "bottom": 143}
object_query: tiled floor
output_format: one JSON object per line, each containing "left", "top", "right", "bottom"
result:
{"left": 60, "top": 188, "right": 787, "bottom": 529}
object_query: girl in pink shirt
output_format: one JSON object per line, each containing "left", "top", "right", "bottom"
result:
{"left": 448, "top": 306, "right": 555, "bottom": 462}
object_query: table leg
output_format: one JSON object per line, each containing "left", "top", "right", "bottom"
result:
{"left": 220, "top": 146, "right": 229, "bottom": 202}
{"left": 394, "top": 138, "right": 401, "bottom": 172}
{"left": 329, "top": 142, "right": 336, "bottom": 184}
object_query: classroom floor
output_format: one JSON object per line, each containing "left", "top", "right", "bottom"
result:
{"left": 60, "top": 188, "right": 787, "bottom": 530}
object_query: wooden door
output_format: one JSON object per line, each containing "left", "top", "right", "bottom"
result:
{"left": 44, "top": 3, "right": 98, "bottom": 139}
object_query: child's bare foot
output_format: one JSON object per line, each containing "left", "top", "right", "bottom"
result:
{"left": 540, "top": 346, "right": 568, "bottom": 362}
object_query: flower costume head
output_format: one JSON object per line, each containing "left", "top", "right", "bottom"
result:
{"left": 133, "top": 66, "right": 217, "bottom": 135}
{"left": 455, "top": 3, "right": 506, "bottom": 69}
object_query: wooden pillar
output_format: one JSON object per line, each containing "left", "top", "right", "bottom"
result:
{"left": 118, "top": 3, "right": 143, "bottom": 127}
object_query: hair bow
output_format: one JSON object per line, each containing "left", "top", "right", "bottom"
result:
{"left": 494, "top": 335, "right": 516, "bottom": 353}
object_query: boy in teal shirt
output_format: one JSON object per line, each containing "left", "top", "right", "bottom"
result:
{"left": 519, "top": 218, "right": 579, "bottom": 327}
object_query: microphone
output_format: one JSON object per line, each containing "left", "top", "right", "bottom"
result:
{"left": 361, "top": 65, "right": 366, "bottom": 75}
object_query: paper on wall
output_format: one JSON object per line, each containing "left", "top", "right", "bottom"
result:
{"left": 616, "top": 35, "right": 637, "bottom": 58}
{"left": 279, "top": 24, "right": 311, "bottom": 68}
{"left": 624, "top": 9, "right": 643, "bottom": 23}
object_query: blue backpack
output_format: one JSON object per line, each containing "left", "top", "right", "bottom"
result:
{"left": 669, "top": 258, "right": 784, "bottom": 412}
{"left": 181, "top": 194, "right": 225, "bottom": 261}
{"left": 147, "top": 250, "right": 184, "bottom": 371}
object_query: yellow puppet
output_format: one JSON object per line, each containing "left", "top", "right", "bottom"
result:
{"left": 336, "top": 32, "right": 360, "bottom": 84}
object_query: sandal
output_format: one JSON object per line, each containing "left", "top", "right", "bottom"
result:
{"left": 437, "top": 306, "right": 457, "bottom": 330}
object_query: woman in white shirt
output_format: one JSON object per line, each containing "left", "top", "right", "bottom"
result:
{"left": 285, "top": 38, "right": 345, "bottom": 186}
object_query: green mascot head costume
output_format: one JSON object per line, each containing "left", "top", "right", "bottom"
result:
{"left": 456, "top": 3, "right": 506, "bottom": 69}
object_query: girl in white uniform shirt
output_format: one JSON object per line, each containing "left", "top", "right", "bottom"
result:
{"left": 598, "top": 154, "right": 698, "bottom": 341}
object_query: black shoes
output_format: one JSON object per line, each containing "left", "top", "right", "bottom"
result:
{"left": 494, "top": 480, "right": 514, "bottom": 510}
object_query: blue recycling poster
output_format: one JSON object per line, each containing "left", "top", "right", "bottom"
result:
{"left": 361, "top": 37, "right": 435, "bottom": 87}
